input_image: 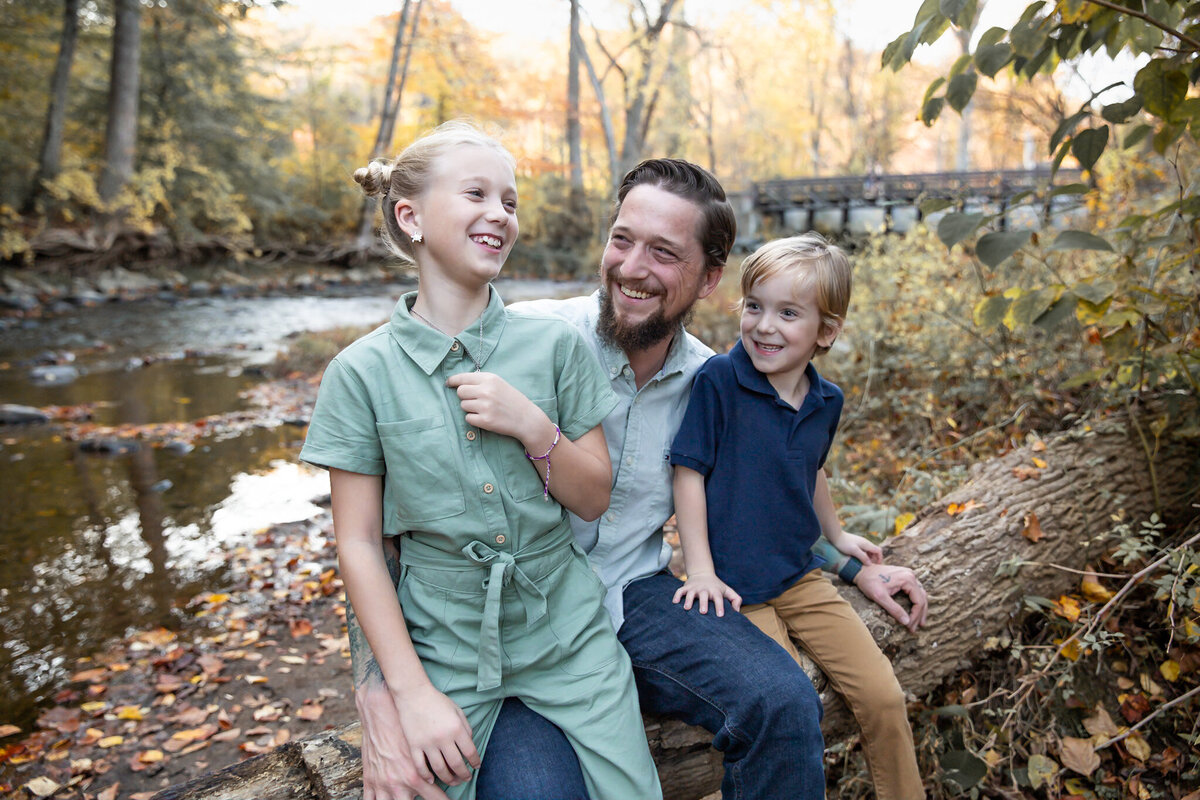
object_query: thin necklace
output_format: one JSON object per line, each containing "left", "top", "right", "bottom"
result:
{"left": 410, "top": 302, "right": 485, "bottom": 372}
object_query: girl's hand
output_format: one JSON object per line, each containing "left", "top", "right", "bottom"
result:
{"left": 672, "top": 573, "right": 742, "bottom": 616}
{"left": 446, "top": 372, "right": 543, "bottom": 442}
{"left": 833, "top": 532, "right": 884, "bottom": 565}
{"left": 393, "top": 685, "right": 480, "bottom": 788}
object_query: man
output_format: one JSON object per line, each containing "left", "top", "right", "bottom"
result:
{"left": 350, "top": 159, "right": 929, "bottom": 800}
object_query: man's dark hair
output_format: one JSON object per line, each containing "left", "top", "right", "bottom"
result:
{"left": 610, "top": 158, "right": 737, "bottom": 271}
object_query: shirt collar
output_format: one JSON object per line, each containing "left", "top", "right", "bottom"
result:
{"left": 585, "top": 290, "right": 701, "bottom": 382}
{"left": 389, "top": 285, "right": 508, "bottom": 376}
{"left": 729, "top": 338, "right": 835, "bottom": 405}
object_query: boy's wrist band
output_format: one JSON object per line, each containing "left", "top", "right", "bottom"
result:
{"left": 838, "top": 556, "right": 863, "bottom": 584}
{"left": 525, "top": 425, "right": 561, "bottom": 500}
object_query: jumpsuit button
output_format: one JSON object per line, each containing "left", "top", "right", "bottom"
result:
{"left": 483, "top": 483, "right": 494, "bottom": 494}
{"left": 495, "top": 534, "right": 506, "bottom": 545}
{"left": 451, "top": 341, "right": 460, "bottom": 351}
{"left": 466, "top": 430, "right": 476, "bottom": 441}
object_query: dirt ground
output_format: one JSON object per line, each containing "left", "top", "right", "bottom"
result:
{"left": 0, "top": 508, "right": 361, "bottom": 800}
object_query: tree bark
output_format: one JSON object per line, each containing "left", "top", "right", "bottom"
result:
{"left": 356, "top": 1, "right": 415, "bottom": 250}
{"left": 98, "top": 0, "right": 142, "bottom": 203}
{"left": 151, "top": 403, "right": 1200, "bottom": 800}
{"left": 27, "top": 0, "right": 81, "bottom": 210}
{"left": 567, "top": 0, "right": 584, "bottom": 201}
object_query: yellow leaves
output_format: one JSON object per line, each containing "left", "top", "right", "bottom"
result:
{"left": 1159, "top": 660, "right": 1181, "bottom": 682}
{"left": 1023, "top": 512, "right": 1045, "bottom": 542}
{"left": 114, "top": 705, "right": 144, "bottom": 721}
{"left": 1124, "top": 732, "right": 1151, "bottom": 761}
{"left": 947, "top": 499, "right": 983, "bottom": 516}
{"left": 1026, "top": 753, "right": 1059, "bottom": 789}
{"left": 1057, "top": 637, "right": 1082, "bottom": 661}
{"left": 893, "top": 512, "right": 915, "bottom": 536}
{"left": 137, "top": 749, "right": 164, "bottom": 764}
{"left": 1080, "top": 570, "right": 1113, "bottom": 603}
{"left": 1032, "top": 457, "right": 1048, "bottom": 469}
{"left": 97, "top": 735, "right": 124, "bottom": 749}
{"left": 1053, "top": 595, "right": 1081, "bottom": 622}
{"left": 79, "top": 702, "right": 107, "bottom": 714}
{"left": 1056, "top": 0, "right": 1101, "bottom": 26}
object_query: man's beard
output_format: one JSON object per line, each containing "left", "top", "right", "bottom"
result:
{"left": 597, "top": 285, "right": 696, "bottom": 353}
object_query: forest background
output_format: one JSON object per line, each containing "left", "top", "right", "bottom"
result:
{"left": 1, "top": 0, "right": 1199, "bottom": 799}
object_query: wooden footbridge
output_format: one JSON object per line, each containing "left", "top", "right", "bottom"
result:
{"left": 730, "top": 167, "right": 1086, "bottom": 244}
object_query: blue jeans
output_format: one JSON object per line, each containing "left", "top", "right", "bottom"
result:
{"left": 476, "top": 697, "right": 589, "bottom": 800}
{"left": 477, "top": 571, "right": 825, "bottom": 799}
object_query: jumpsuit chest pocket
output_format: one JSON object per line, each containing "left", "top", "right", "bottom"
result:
{"left": 499, "top": 396, "right": 559, "bottom": 502}
{"left": 377, "top": 416, "right": 466, "bottom": 526}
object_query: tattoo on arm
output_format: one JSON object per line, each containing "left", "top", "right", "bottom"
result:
{"left": 346, "top": 538, "right": 402, "bottom": 690}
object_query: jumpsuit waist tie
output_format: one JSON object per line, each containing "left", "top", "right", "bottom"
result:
{"left": 461, "top": 541, "right": 548, "bottom": 692}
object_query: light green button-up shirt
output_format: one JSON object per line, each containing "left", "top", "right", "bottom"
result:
{"left": 300, "top": 288, "right": 619, "bottom": 553}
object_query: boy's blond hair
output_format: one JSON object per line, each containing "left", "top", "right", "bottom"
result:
{"left": 739, "top": 233, "right": 852, "bottom": 355}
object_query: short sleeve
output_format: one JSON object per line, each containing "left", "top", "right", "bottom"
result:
{"left": 669, "top": 368, "right": 722, "bottom": 477}
{"left": 299, "top": 358, "right": 385, "bottom": 475}
{"left": 553, "top": 326, "right": 619, "bottom": 440}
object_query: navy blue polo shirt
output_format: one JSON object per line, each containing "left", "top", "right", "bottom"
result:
{"left": 669, "top": 339, "right": 844, "bottom": 605}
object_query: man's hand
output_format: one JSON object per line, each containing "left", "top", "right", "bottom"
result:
{"left": 357, "top": 682, "right": 452, "bottom": 800}
{"left": 852, "top": 563, "right": 928, "bottom": 634}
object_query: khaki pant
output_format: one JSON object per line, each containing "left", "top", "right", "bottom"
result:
{"left": 742, "top": 570, "right": 923, "bottom": 800}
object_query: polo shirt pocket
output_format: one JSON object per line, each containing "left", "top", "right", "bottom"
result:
{"left": 376, "top": 416, "right": 466, "bottom": 525}
{"left": 501, "top": 396, "right": 559, "bottom": 502}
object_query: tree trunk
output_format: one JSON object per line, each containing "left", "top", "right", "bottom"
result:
{"left": 567, "top": 0, "right": 583, "bottom": 201}
{"left": 27, "top": 0, "right": 81, "bottom": 210}
{"left": 151, "top": 404, "right": 1200, "bottom": 800}
{"left": 355, "top": 0, "right": 421, "bottom": 250}
{"left": 98, "top": 0, "right": 142, "bottom": 203}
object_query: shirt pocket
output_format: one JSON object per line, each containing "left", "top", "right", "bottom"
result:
{"left": 377, "top": 416, "right": 466, "bottom": 526}
{"left": 500, "top": 396, "right": 559, "bottom": 502}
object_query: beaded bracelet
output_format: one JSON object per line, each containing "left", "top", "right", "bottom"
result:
{"left": 525, "top": 425, "right": 561, "bottom": 500}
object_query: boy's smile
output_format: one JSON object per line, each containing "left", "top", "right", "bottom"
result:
{"left": 740, "top": 273, "right": 838, "bottom": 403}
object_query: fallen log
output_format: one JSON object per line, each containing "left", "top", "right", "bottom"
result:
{"left": 153, "top": 402, "right": 1200, "bottom": 800}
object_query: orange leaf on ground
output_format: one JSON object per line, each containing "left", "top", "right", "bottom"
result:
{"left": 296, "top": 704, "right": 324, "bottom": 721}
{"left": 137, "top": 749, "right": 164, "bottom": 764}
{"left": 70, "top": 668, "right": 108, "bottom": 683}
{"left": 1022, "top": 512, "right": 1045, "bottom": 542}
{"left": 1080, "top": 570, "right": 1114, "bottom": 602}
{"left": 1121, "top": 694, "right": 1151, "bottom": 723}
{"left": 1053, "top": 595, "right": 1081, "bottom": 623}
{"left": 289, "top": 619, "right": 314, "bottom": 638}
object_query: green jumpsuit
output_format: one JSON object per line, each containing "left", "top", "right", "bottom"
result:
{"left": 300, "top": 288, "right": 662, "bottom": 800}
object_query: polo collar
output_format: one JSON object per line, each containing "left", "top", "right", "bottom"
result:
{"left": 729, "top": 339, "right": 835, "bottom": 406}
{"left": 586, "top": 290, "right": 694, "bottom": 382}
{"left": 389, "top": 286, "right": 508, "bottom": 376}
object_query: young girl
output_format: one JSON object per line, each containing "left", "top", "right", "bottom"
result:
{"left": 300, "top": 122, "right": 661, "bottom": 800}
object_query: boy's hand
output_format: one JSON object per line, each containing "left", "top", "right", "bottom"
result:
{"left": 834, "top": 532, "right": 883, "bottom": 565}
{"left": 673, "top": 573, "right": 743, "bottom": 617}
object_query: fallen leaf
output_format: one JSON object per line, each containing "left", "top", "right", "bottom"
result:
{"left": 1023, "top": 512, "right": 1045, "bottom": 542}
{"left": 1053, "top": 595, "right": 1081, "bottom": 623}
{"left": 296, "top": 704, "right": 324, "bottom": 721}
{"left": 1160, "top": 660, "right": 1181, "bottom": 682}
{"left": 97, "top": 784, "right": 119, "bottom": 800}
{"left": 1026, "top": 753, "right": 1059, "bottom": 790}
{"left": 115, "top": 705, "right": 143, "bottom": 721}
{"left": 1139, "top": 673, "right": 1163, "bottom": 697}
{"left": 0, "top": 725, "right": 20, "bottom": 738}
{"left": 69, "top": 668, "right": 107, "bottom": 684}
{"left": 211, "top": 727, "right": 241, "bottom": 742}
{"left": 1012, "top": 465, "right": 1041, "bottom": 480}
{"left": 893, "top": 512, "right": 915, "bottom": 536}
{"left": 1057, "top": 638, "right": 1082, "bottom": 661}
{"left": 98, "top": 735, "right": 124, "bottom": 748}
{"left": 244, "top": 675, "right": 268, "bottom": 685}
{"left": 289, "top": 619, "right": 313, "bottom": 638}
{"left": 1032, "top": 456, "right": 1048, "bottom": 469}
{"left": 79, "top": 701, "right": 107, "bottom": 715}
{"left": 1059, "top": 736, "right": 1100, "bottom": 776}
{"left": 253, "top": 706, "right": 282, "bottom": 722}
{"left": 1083, "top": 705, "right": 1120, "bottom": 738}
{"left": 1031, "top": 440, "right": 1047, "bottom": 452}
{"left": 1125, "top": 732, "right": 1151, "bottom": 761}
{"left": 130, "top": 792, "right": 158, "bottom": 800}
{"left": 137, "top": 750, "right": 164, "bottom": 764}
{"left": 1120, "top": 694, "right": 1150, "bottom": 723}
{"left": 1080, "top": 570, "right": 1113, "bottom": 603}
{"left": 23, "top": 776, "right": 61, "bottom": 797}
{"left": 279, "top": 655, "right": 307, "bottom": 665}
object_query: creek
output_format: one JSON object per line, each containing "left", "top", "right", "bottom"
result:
{"left": 0, "top": 277, "right": 590, "bottom": 730}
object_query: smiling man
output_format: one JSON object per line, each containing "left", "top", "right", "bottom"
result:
{"left": 348, "top": 158, "right": 928, "bottom": 800}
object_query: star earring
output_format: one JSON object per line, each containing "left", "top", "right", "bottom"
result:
{"left": 411, "top": 232, "right": 423, "bottom": 244}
